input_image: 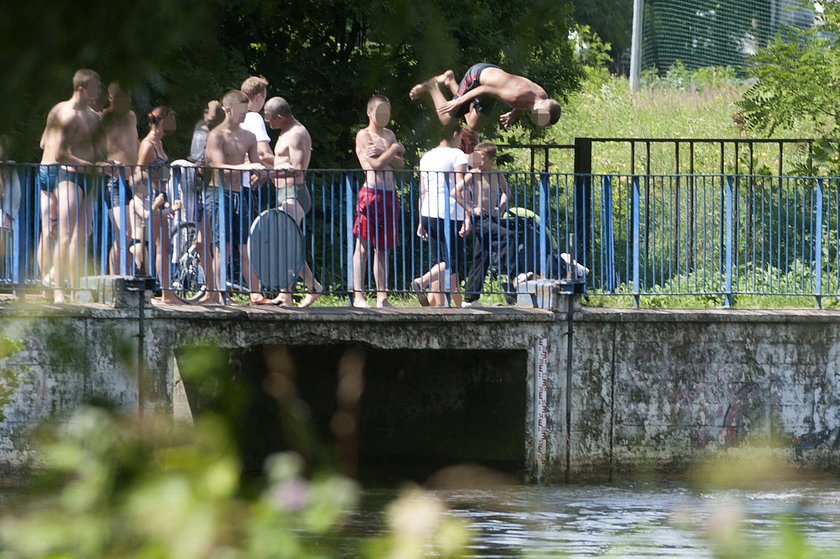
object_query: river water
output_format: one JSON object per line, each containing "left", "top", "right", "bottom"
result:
{"left": 351, "top": 481, "right": 840, "bottom": 557}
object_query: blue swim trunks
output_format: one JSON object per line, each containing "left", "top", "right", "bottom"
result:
{"left": 37, "top": 165, "right": 59, "bottom": 192}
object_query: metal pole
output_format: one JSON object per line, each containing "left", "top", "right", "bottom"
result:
{"left": 629, "top": 0, "right": 644, "bottom": 91}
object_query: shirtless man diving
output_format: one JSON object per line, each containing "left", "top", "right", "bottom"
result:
{"left": 263, "top": 96, "right": 322, "bottom": 308}
{"left": 409, "top": 64, "right": 562, "bottom": 131}
{"left": 201, "top": 89, "right": 268, "bottom": 305}
{"left": 39, "top": 68, "right": 103, "bottom": 303}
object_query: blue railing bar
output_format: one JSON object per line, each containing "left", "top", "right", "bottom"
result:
{"left": 538, "top": 173, "right": 548, "bottom": 279}
{"left": 816, "top": 178, "right": 824, "bottom": 307}
{"left": 725, "top": 175, "right": 734, "bottom": 308}
{"left": 345, "top": 175, "right": 354, "bottom": 297}
{"left": 632, "top": 175, "right": 640, "bottom": 306}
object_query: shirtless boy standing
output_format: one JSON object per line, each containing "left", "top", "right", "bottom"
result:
{"left": 352, "top": 95, "right": 404, "bottom": 308}
{"left": 39, "top": 68, "right": 102, "bottom": 302}
{"left": 409, "top": 64, "right": 561, "bottom": 131}
{"left": 202, "top": 89, "right": 268, "bottom": 305}
{"left": 97, "top": 82, "right": 138, "bottom": 275}
{"left": 263, "top": 96, "right": 322, "bottom": 307}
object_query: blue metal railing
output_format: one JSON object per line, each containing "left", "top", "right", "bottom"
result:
{"left": 2, "top": 161, "right": 840, "bottom": 307}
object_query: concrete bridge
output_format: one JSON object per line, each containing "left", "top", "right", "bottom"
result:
{"left": 2, "top": 288, "right": 840, "bottom": 483}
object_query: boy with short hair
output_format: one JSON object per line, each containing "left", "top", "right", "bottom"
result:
{"left": 462, "top": 142, "right": 514, "bottom": 306}
{"left": 352, "top": 95, "right": 405, "bottom": 308}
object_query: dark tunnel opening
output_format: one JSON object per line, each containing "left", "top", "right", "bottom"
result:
{"left": 177, "top": 344, "right": 528, "bottom": 486}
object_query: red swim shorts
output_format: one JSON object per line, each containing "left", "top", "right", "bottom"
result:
{"left": 352, "top": 187, "right": 401, "bottom": 250}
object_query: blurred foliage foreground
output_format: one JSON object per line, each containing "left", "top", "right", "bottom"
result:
{"left": 0, "top": 343, "right": 832, "bottom": 558}
{"left": 0, "top": 405, "right": 473, "bottom": 559}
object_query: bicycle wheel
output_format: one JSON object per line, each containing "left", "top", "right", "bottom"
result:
{"left": 173, "top": 247, "right": 207, "bottom": 303}
{"left": 248, "top": 209, "right": 305, "bottom": 291}
{"left": 169, "top": 222, "right": 206, "bottom": 303}
{"left": 170, "top": 221, "right": 197, "bottom": 262}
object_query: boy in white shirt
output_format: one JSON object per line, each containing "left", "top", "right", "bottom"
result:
{"left": 412, "top": 125, "right": 472, "bottom": 307}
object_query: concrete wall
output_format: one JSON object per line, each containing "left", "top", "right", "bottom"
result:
{"left": 568, "top": 308, "right": 840, "bottom": 481}
{"left": 0, "top": 303, "right": 560, "bottom": 482}
{"left": 2, "top": 301, "right": 840, "bottom": 483}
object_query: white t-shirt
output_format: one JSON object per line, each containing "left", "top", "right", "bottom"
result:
{"left": 239, "top": 111, "right": 271, "bottom": 189}
{"left": 241, "top": 111, "right": 270, "bottom": 144}
{"left": 419, "top": 146, "right": 468, "bottom": 220}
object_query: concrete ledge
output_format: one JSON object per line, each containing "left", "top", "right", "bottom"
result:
{"left": 78, "top": 275, "right": 153, "bottom": 307}
{"left": 516, "top": 279, "right": 585, "bottom": 312}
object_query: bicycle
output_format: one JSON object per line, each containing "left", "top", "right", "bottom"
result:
{"left": 168, "top": 208, "right": 305, "bottom": 304}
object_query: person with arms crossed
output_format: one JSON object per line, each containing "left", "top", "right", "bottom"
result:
{"left": 352, "top": 94, "right": 405, "bottom": 308}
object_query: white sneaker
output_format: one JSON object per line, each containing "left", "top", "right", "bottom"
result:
{"left": 515, "top": 272, "right": 534, "bottom": 285}
{"left": 461, "top": 300, "right": 482, "bottom": 308}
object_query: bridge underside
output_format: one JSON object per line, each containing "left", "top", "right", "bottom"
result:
{"left": 176, "top": 344, "right": 529, "bottom": 484}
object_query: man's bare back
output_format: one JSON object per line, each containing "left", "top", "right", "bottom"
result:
{"left": 410, "top": 64, "right": 561, "bottom": 130}
{"left": 469, "top": 67, "right": 546, "bottom": 108}
{"left": 100, "top": 110, "right": 138, "bottom": 165}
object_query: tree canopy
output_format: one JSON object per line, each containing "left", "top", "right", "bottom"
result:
{"left": 736, "top": 2, "right": 838, "bottom": 173}
{"left": 2, "top": 0, "right": 584, "bottom": 166}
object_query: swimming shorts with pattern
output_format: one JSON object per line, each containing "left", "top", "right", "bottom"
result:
{"left": 352, "top": 187, "right": 400, "bottom": 250}
{"left": 452, "top": 63, "right": 501, "bottom": 118}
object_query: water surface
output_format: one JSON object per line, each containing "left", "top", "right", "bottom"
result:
{"left": 353, "top": 481, "right": 840, "bottom": 557}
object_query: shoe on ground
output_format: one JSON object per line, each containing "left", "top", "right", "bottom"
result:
{"left": 461, "top": 300, "right": 482, "bottom": 308}
{"left": 411, "top": 278, "right": 429, "bottom": 307}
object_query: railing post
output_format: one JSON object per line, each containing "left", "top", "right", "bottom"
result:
{"left": 345, "top": 175, "right": 355, "bottom": 299}
{"left": 815, "top": 178, "right": 824, "bottom": 309}
{"left": 632, "top": 175, "right": 641, "bottom": 307}
{"left": 538, "top": 173, "right": 548, "bottom": 279}
{"left": 602, "top": 175, "right": 615, "bottom": 292}
{"left": 574, "top": 138, "right": 592, "bottom": 269}
{"left": 724, "top": 175, "right": 734, "bottom": 308}
{"left": 217, "top": 179, "right": 227, "bottom": 294}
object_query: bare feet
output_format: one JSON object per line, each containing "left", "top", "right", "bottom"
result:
{"left": 197, "top": 292, "right": 224, "bottom": 305}
{"left": 352, "top": 297, "right": 370, "bottom": 308}
{"left": 411, "top": 278, "right": 429, "bottom": 307}
{"left": 249, "top": 292, "right": 273, "bottom": 305}
{"left": 271, "top": 292, "right": 294, "bottom": 306}
{"left": 52, "top": 289, "right": 66, "bottom": 304}
{"left": 376, "top": 298, "right": 393, "bottom": 308}
{"left": 439, "top": 69, "right": 456, "bottom": 89}
{"left": 298, "top": 282, "right": 323, "bottom": 308}
{"left": 159, "top": 293, "right": 182, "bottom": 305}
{"left": 409, "top": 80, "right": 433, "bottom": 100}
